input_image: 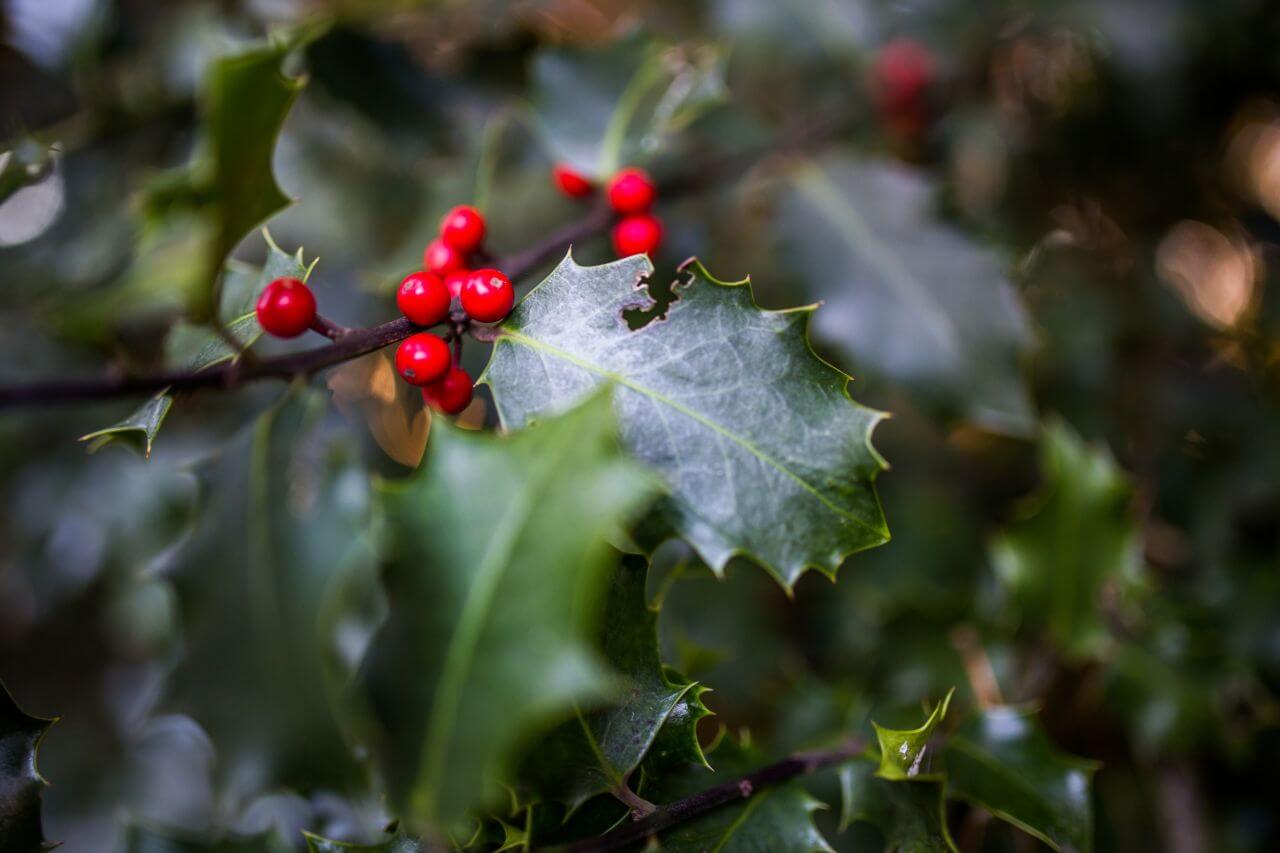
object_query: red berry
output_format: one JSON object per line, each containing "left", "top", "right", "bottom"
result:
{"left": 553, "top": 163, "right": 595, "bottom": 198}
{"left": 424, "top": 239, "right": 465, "bottom": 276}
{"left": 870, "top": 39, "right": 935, "bottom": 116}
{"left": 396, "top": 271, "right": 451, "bottom": 327}
{"left": 440, "top": 205, "right": 486, "bottom": 253}
{"left": 444, "top": 269, "right": 471, "bottom": 299}
{"left": 606, "top": 167, "right": 656, "bottom": 215}
{"left": 395, "top": 332, "right": 451, "bottom": 386}
{"left": 460, "top": 268, "right": 515, "bottom": 324}
{"left": 255, "top": 277, "right": 316, "bottom": 338}
{"left": 422, "top": 367, "right": 474, "bottom": 415}
{"left": 612, "top": 214, "right": 664, "bottom": 257}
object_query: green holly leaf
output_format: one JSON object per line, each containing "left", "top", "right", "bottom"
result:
{"left": 835, "top": 695, "right": 959, "bottom": 850}
{"left": 481, "top": 255, "right": 889, "bottom": 590}
{"left": 990, "top": 419, "right": 1144, "bottom": 660}
{"left": 531, "top": 36, "right": 725, "bottom": 177}
{"left": 874, "top": 689, "right": 954, "bottom": 781}
{"left": 79, "top": 393, "right": 175, "bottom": 459}
{"left": 358, "top": 390, "right": 660, "bottom": 835}
{"left": 946, "top": 708, "right": 1099, "bottom": 852}
{"left": 641, "top": 676, "right": 715, "bottom": 775}
{"left": 79, "top": 232, "right": 315, "bottom": 457}
{"left": 637, "top": 734, "right": 833, "bottom": 852}
{"left": 520, "top": 555, "right": 710, "bottom": 810}
{"left": 780, "top": 156, "right": 1034, "bottom": 435}
{"left": 157, "top": 386, "right": 376, "bottom": 794}
{"left": 837, "top": 761, "right": 956, "bottom": 851}
{"left": 303, "top": 831, "right": 425, "bottom": 852}
{"left": 142, "top": 33, "right": 311, "bottom": 320}
{"left": 0, "top": 679, "right": 55, "bottom": 851}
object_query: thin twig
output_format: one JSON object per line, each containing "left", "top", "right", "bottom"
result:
{"left": 309, "top": 313, "right": 351, "bottom": 341}
{"left": 552, "top": 740, "right": 865, "bottom": 853}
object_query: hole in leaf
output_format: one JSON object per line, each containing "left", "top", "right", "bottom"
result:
{"left": 622, "top": 265, "right": 686, "bottom": 330}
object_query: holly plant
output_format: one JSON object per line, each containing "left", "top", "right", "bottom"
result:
{"left": 3, "top": 4, "right": 1279, "bottom": 853}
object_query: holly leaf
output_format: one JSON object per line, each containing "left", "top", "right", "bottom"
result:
{"left": 80, "top": 393, "right": 175, "bottom": 458}
{"left": 641, "top": 676, "right": 714, "bottom": 775}
{"left": 531, "top": 36, "right": 725, "bottom": 177}
{"left": 874, "top": 689, "right": 954, "bottom": 781}
{"left": 142, "top": 34, "right": 310, "bottom": 320}
{"left": 0, "top": 679, "right": 55, "bottom": 851}
{"left": 482, "top": 255, "right": 889, "bottom": 589}
{"left": 79, "top": 232, "right": 315, "bottom": 457}
{"left": 837, "top": 761, "right": 956, "bottom": 851}
{"left": 990, "top": 419, "right": 1144, "bottom": 660}
{"left": 636, "top": 734, "right": 832, "bottom": 852}
{"left": 779, "top": 156, "right": 1034, "bottom": 435}
{"left": 520, "top": 555, "right": 710, "bottom": 810}
{"left": 157, "top": 387, "right": 376, "bottom": 797}
{"left": 945, "top": 708, "right": 1099, "bottom": 852}
{"left": 357, "top": 390, "right": 660, "bottom": 835}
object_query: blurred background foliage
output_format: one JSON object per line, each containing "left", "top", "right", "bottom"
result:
{"left": 1, "top": 0, "right": 1279, "bottom": 850}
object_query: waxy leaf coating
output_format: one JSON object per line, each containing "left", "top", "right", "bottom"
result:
{"left": 483, "top": 254, "right": 889, "bottom": 589}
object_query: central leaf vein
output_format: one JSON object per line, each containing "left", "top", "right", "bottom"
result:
{"left": 496, "top": 330, "right": 881, "bottom": 536}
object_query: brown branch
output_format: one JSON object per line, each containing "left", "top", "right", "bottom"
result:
{"left": 552, "top": 739, "right": 865, "bottom": 853}
{"left": 0, "top": 107, "right": 856, "bottom": 411}
{"left": 0, "top": 202, "right": 613, "bottom": 409}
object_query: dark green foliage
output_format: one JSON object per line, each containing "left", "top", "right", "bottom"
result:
{"left": 1, "top": 2, "right": 1277, "bottom": 852}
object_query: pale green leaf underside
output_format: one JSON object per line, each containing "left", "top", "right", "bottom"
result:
{"left": 530, "top": 36, "right": 725, "bottom": 177}
{"left": 482, "top": 253, "right": 888, "bottom": 590}
{"left": 781, "top": 156, "right": 1033, "bottom": 436}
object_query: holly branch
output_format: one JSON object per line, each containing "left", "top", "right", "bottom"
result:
{"left": 0, "top": 109, "right": 851, "bottom": 410}
{"left": 552, "top": 739, "right": 866, "bottom": 853}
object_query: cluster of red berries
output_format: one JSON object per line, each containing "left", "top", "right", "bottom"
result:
{"left": 396, "top": 205, "right": 513, "bottom": 414}
{"left": 553, "top": 164, "right": 664, "bottom": 258}
{"left": 253, "top": 173, "right": 664, "bottom": 418}
{"left": 254, "top": 205, "right": 514, "bottom": 418}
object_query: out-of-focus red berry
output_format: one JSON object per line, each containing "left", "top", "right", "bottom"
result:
{"left": 606, "top": 167, "right": 656, "bottom": 215}
{"left": 870, "top": 38, "right": 935, "bottom": 119}
{"left": 424, "top": 239, "right": 465, "bottom": 276}
{"left": 444, "top": 269, "right": 471, "bottom": 300}
{"left": 553, "top": 163, "right": 595, "bottom": 198}
{"left": 422, "top": 367, "right": 474, "bottom": 415}
{"left": 440, "top": 205, "right": 486, "bottom": 253}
